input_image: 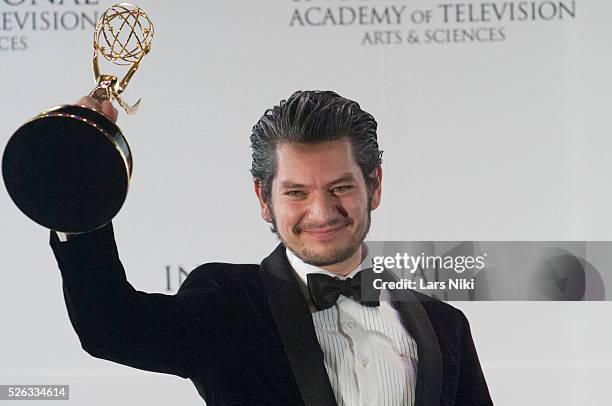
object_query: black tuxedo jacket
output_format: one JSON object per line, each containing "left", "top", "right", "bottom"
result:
{"left": 49, "top": 223, "right": 493, "bottom": 406}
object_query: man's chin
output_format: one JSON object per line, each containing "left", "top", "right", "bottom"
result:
{"left": 294, "top": 244, "right": 360, "bottom": 267}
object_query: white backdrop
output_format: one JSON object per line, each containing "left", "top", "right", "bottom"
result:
{"left": 1, "top": 0, "right": 612, "bottom": 404}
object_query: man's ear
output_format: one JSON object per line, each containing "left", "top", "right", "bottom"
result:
{"left": 254, "top": 180, "right": 273, "bottom": 223}
{"left": 368, "top": 165, "right": 382, "bottom": 210}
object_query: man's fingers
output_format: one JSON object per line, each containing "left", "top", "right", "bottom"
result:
{"left": 101, "top": 100, "right": 119, "bottom": 123}
{"left": 74, "top": 96, "right": 119, "bottom": 123}
{"left": 75, "top": 96, "right": 102, "bottom": 112}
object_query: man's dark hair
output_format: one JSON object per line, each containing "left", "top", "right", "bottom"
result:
{"left": 250, "top": 90, "right": 383, "bottom": 202}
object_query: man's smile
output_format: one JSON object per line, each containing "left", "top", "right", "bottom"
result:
{"left": 301, "top": 224, "right": 348, "bottom": 241}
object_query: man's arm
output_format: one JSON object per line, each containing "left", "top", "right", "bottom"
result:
{"left": 50, "top": 221, "right": 217, "bottom": 379}
{"left": 48, "top": 96, "right": 218, "bottom": 379}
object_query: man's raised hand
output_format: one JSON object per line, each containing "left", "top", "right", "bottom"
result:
{"left": 75, "top": 96, "right": 119, "bottom": 123}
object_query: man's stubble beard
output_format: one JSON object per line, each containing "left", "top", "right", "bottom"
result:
{"left": 269, "top": 202, "right": 372, "bottom": 267}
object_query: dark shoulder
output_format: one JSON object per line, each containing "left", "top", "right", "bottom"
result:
{"left": 412, "top": 290, "right": 464, "bottom": 320}
{"left": 178, "top": 262, "right": 261, "bottom": 292}
{"left": 178, "top": 262, "right": 274, "bottom": 323}
{"left": 411, "top": 290, "right": 469, "bottom": 347}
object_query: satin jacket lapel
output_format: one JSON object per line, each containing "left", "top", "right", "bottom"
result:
{"left": 259, "top": 243, "right": 337, "bottom": 406}
{"left": 379, "top": 270, "right": 443, "bottom": 406}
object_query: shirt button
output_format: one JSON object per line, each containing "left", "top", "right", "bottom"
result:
{"left": 360, "top": 358, "right": 369, "bottom": 367}
{"left": 346, "top": 320, "right": 354, "bottom": 328}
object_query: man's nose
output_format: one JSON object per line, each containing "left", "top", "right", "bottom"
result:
{"left": 307, "top": 192, "right": 340, "bottom": 224}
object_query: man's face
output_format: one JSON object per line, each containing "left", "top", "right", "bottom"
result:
{"left": 255, "top": 137, "right": 382, "bottom": 266}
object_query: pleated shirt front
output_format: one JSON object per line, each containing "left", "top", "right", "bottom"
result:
{"left": 286, "top": 247, "right": 419, "bottom": 406}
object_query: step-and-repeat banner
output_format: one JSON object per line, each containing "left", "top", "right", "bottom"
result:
{"left": 2, "top": 1, "right": 611, "bottom": 405}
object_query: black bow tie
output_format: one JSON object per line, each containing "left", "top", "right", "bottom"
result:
{"left": 306, "top": 268, "right": 380, "bottom": 311}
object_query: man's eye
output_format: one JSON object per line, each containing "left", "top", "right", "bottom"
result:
{"left": 332, "top": 185, "right": 352, "bottom": 193}
{"left": 285, "top": 190, "right": 304, "bottom": 197}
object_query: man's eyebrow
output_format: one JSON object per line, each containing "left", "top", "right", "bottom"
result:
{"left": 279, "top": 181, "right": 306, "bottom": 189}
{"left": 278, "top": 174, "right": 357, "bottom": 190}
{"left": 328, "top": 173, "right": 356, "bottom": 186}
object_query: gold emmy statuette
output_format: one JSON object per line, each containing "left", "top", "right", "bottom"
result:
{"left": 2, "top": 3, "right": 154, "bottom": 233}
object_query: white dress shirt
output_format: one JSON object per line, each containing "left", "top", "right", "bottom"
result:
{"left": 286, "top": 246, "right": 418, "bottom": 406}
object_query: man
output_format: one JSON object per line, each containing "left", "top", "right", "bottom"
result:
{"left": 51, "top": 91, "right": 493, "bottom": 405}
